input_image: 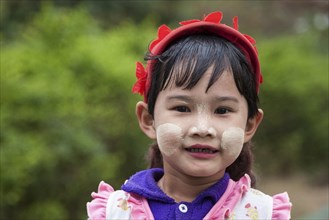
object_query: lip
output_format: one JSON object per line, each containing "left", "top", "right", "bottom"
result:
{"left": 185, "top": 144, "right": 219, "bottom": 159}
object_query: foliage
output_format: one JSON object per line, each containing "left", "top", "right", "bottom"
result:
{"left": 1, "top": 6, "right": 152, "bottom": 219}
{"left": 256, "top": 33, "right": 328, "bottom": 181}
{"left": 2, "top": 1, "right": 328, "bottom": 40}
{"left": 1, "top": 4, "right": 328, "bottom": 220}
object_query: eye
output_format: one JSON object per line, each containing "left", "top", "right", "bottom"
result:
{"left": 174, "top": 106, "right": 191, "bottom": 113}
{"left": 215, "top": 107, "right": 230, "bottom": 114}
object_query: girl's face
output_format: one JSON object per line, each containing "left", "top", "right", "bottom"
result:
{"left": 152, "top": 68, "right": 251, "bottom": 179}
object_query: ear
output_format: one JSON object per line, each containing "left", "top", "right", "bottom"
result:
{"left": 244, "top": 109, "right": 264, "bottom": 143}
{"left": 136, "top": 101, "right": 156, "bottom": 139}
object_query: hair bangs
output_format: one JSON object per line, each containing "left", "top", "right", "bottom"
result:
{"left": 160, "top": 35, "right": 231, "bottom": 92}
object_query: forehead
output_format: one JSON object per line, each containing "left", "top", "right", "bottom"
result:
{"left": 160, "top": 69, "right": 242, "bottom": 100}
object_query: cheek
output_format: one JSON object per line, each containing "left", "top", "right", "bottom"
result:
{"left": 220, "top": 127, "right": 245, "bottom": 157}
{"left": 156, "top": 123, "right": 183, "bottom": 156}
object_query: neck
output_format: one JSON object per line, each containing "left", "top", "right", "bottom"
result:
{"left": 158, "top": 167, "right": 224, "bottom": 203}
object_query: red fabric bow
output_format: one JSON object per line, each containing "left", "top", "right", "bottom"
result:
{"left": 132, "top": 11, "right": 261, "bottom": 98}
{"left": 132, "top": 62, "right": 147, "bottom": 96}
{"left": 150, "top": 12, "right": 225, "bottom": 51}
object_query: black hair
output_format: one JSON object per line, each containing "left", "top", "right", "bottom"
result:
{"left": 145, "top": 34, "right": 260, "bottom": 187}
{"left": 146, "top": 34, "right": 259, "bottom": 118}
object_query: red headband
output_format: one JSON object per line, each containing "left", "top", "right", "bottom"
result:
{"left": 132, "top": 11, "right": 263, "bottom": 102}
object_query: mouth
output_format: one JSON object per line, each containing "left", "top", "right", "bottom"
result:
{"left": 185, "top": 144, "right": 219, "bottom": 154}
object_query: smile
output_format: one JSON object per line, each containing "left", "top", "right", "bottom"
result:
{"left": 185, "top": 145, "right": 219, "bottom": 159}
{"left": 186, "top": 148, "right": 218, "bottom": 154}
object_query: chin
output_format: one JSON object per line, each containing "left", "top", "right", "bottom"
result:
{"left": 185, "top": 167, "right": 223, "bottom": 178}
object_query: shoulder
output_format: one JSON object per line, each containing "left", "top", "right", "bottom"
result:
{"left": 205, "top": 174, "right": 292, "bottom": 219}
{"left": 86, "top": 181, "right": 153, "bottom": 220}
{"left": 86, "top": 181, "right": 125, "bottom": 220}
{"left": 230, "top": 175, "right": 292, "bottom": 219}
{"left": 232, "top": 187, "right": 292, "bottom": 219}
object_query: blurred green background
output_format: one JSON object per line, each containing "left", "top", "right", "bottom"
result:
{"left": 1, "top": 1, "right": 328, "bottom": 219}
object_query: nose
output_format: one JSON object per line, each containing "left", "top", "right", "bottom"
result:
{"left": 187, "top": 115, "right": 217, "bottom": 137}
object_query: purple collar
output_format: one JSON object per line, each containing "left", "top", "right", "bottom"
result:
{"left": 122, "top": 168, "right": 229, "bottom": 219}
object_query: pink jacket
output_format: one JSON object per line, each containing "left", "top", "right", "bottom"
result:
{"left": 87, "top": 174, "right": 292, "bottom": 219}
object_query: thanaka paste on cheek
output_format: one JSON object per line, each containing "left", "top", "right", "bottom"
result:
{"left": 156, "top": 123, "right": 183, "bottom": 156}
{"left": 220, "top": 127, "right": 245, "bottom": 156}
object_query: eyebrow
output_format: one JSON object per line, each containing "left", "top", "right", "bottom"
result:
{"left": 166, "top": 95, "right": 193, "bottom": 102}
{"left": 166, "top": 95, "right": 239, "bottom": 103}
{"left": 214, "top": 96, "right": 239, "bottom": 103}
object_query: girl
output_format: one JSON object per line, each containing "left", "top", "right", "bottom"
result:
{"left": 87, "top": 11, "right": 292, "bottom": 219}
